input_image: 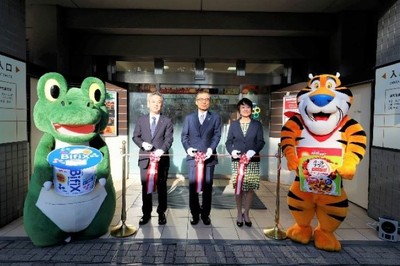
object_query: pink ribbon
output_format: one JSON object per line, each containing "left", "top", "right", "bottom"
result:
{"left": 195, "top": 152, "right": 206, "bottom": 193}
{"left": 235, "top": 154, "right": 250, "bottom": 195}
{"left": 146, "top": 152, "right": 160, "bottom": 194}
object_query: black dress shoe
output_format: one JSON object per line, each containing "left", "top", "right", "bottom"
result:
{"left": 190, "top": 216, "right": 199, "bottom": 225}
{"left": 244, "top": 220, "right": 252, "bottom": 227}
{"left": 201, "top": 216, "right": 211, "bottom": 225}
{"left": 139, "top": 216, "right": 151, "bottom": 225}
{"left": 158, "top": 213, "right": 167, "bottom": 225}
{"left": 243, "top": 214, "right": 252, "bottom": 227}
{"left": 236, "top": 220, "right": 244, "bottom": 227}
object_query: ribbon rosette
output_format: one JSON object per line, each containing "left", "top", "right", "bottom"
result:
{"left": 146, "top": 152, "right": 160, "bottom": 194}
{"left": 195, "top": 151, "right": 206, "bottom": 193}
{"left": 235, "top": 154, "right": 250, "bottom": 195}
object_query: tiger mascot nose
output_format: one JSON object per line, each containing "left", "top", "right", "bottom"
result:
{"left": 309, "top": 85, "right": 335, "bottom": 107}
{"left": 310, "top": 93, "right": 334, "bottom": 107}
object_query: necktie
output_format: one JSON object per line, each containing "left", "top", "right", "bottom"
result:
{"left": 200, "top": 114, "right": 205, "bottom": 125}
{"left": 150, "top": 117, "right": 156, "bottom": 137}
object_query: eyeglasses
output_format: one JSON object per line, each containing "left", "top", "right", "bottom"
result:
{"left": 196, "top": 98, "right": 210, "bottom": 102}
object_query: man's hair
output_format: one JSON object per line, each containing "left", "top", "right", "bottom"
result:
{"left": 196, "top": 90, "right": 210, "bottom": 99}
{"left": 148, "top": 91, "right": 164, "bottom": 99}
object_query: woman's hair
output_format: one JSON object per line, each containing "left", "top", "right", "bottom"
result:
{"left": 237, "top": 98, "right": 253, "bottom": 111}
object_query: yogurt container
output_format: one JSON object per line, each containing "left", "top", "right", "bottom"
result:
{"left": 47, "top": 146, "right": 103, "bottom": 196}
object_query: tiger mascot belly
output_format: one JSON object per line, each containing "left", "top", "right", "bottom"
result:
{"left": 280, "top": 73, "right": 367, "bottom": 252}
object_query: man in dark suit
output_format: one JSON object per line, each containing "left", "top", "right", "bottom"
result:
{"left": 133, "top": 92, "right": 174, "bottom": 225}
{"left": 181, "top": 91, "right": 222, "bottom": 225}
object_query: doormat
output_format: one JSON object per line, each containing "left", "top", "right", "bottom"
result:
{"left": 155, "top": 186, "right": 267, "bottom": 209}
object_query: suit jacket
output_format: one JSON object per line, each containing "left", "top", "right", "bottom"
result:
{"left": 225, "top": 119, "right": 265, "bottom": 162}
{"left": 181, "top": 110, "right": 222, "bottom": 166}
{"left": 132, "top": 114, "right": 174, "bottom": 169}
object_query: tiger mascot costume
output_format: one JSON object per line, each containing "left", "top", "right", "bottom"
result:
{"left": 281, "top": 72, "right": 367, "bottom": 252}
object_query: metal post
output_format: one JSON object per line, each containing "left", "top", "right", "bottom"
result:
{"left": 263, "top": 143, "right": 287, "bottom": 240}
{"left": 111, "top": 140, "right": 137, "bottom": 237}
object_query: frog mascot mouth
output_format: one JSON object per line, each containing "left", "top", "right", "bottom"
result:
{"left": 23, "top": 72, "right": 116, "bottom": 247}
{"left": 52, "top": 124, "right": 96, "bottom": 135}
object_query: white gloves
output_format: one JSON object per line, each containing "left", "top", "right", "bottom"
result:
{"left": 246, "top": 150, "right": 256, "bottom": 159}
{"left": 142, "top": 142, "right": 153, "bottom": 151}
{"left": 43, "top": 181, "right": 52, "bottom": 191}
{"left": 99, "top": 178, "right": 106, "bottom": 187}
{"left": 231, "top": 150, "right": 241, "bottom": 159}
{"left": 187, "top": 147, "right": 197, "bottom": 157}
{"left": 154, "top": 149, "right": 164, "bottom": 157}
{"left": 205, "top": 148, "right": 213, "bottom": 160}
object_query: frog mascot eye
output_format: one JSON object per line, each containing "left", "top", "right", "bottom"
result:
{"left": 281, "top": 72, "right": 367, "bottom": 252}
{"left": 89, "top": 84, "right": 103, "bottom": 103}
{"left": 44, "top": 80, "right": 61, "bottom": 101}
{"left": 23, "top": 72, "right": 116, "bottom": 247}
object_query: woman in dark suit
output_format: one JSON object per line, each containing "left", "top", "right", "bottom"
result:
{"left": 225, "top": 98, "right": 265, "bottom": 227}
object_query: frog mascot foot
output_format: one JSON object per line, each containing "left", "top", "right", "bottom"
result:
{"left": 23, "top": 72, "right": 116, "bottom": 247}
{"left": 286, "top": 224, "right": 313, "bottom": 244}
{"left": 314, "top": 227, "right": 341, "bottom": 252}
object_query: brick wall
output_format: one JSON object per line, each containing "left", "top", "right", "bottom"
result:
{"left": 369, "top": 0, "right": 400, "bottom": 221}
{"left": 105, "top": 82, "right": 128, "bottom": 135}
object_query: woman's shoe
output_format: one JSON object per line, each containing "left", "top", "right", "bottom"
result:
{"left": 236, "top": 214, "right": 243, "bottom": 227}
{"left": 243, "top": 214, "right": 252, "bottom": 227}
{"left": 236, "top": 220, "right": 244, "bottom": 227}
{"left": 244, "top": 220, "right": 252, "bottom": 227}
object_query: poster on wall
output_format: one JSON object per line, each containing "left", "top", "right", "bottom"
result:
{"left": 102, "top": 90, "right": 118, "bottom": 136}
{"left": 282, "top": 94, "right": 299, "bottom": 124}
{"left": 0, "top": 54, "right": 27, "bottom": 144}
{"left": 373, "top": 61, "right": 400, "bottom": 150}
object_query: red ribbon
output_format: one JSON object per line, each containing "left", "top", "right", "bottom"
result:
{"left": 195, "top": 152, "right": 206, "bottom": 193}
{"left": 146, "top": 152, "right": 160, "bottom": 194}
{"left": 235, "top": 154, "right": 250, "bottom": 195}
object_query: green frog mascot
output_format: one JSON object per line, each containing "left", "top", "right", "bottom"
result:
{"left": 23, "top": 72, "right": 116, "bottom": 247}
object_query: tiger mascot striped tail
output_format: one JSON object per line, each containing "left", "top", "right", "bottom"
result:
{"left": 281, "top": 73, "right": 367, "bottom": 251}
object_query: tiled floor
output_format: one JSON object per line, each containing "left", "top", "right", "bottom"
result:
{"left": 0, "top": 175, "right": 382, "bottom": 242}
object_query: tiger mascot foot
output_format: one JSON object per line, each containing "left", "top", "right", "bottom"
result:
{"left": 287, "top": 224, "right": 313, "bottom": 244}
{"left": 314, "top": 227, "right": 341, "bottom": 252}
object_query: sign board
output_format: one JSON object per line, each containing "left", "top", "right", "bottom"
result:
{"left": 373, "top": 61, "right": 400, "bottom": 150}
{"left": 0, "top": 54, "right": 27, "bottom": 143}
{"left": 102, "top": 90, "right": 118, "bottom": 136}
{"left": 282, "top": 94, "right": 298, "bottom": 124}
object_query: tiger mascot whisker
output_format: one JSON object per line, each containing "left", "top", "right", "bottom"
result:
{"left": 281, "top": 72, "right": 367, "bottom": 252}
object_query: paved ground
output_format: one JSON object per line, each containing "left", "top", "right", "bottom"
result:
{"left": 1, "top": 177, "right": 399, "bottom": 265}
{"left": 0, "top": 237, "right": 400, "bottom": 265}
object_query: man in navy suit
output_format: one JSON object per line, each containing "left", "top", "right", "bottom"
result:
{"left": 133, "top": 92, "right": 174, "bottom": 225}
{"left": 181, "top": 91, "right": 222, "bottom": 225}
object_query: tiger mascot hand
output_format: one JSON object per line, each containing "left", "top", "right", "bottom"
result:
{"left": 336, "top": 154, "right": 359, "bottom": 180}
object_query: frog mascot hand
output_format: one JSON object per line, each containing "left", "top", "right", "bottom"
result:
{"left": 281, "top": 73, "right": 367, "bottom": 252}
{"left": 23, "top": 72, "right": 116, "bottom": 247}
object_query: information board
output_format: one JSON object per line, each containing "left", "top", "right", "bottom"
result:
{"left": 0, "top": 54, "right": 27, "bottom": 144}
{"left": 373, "top": 61, "right": 400, "bottom": 150}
